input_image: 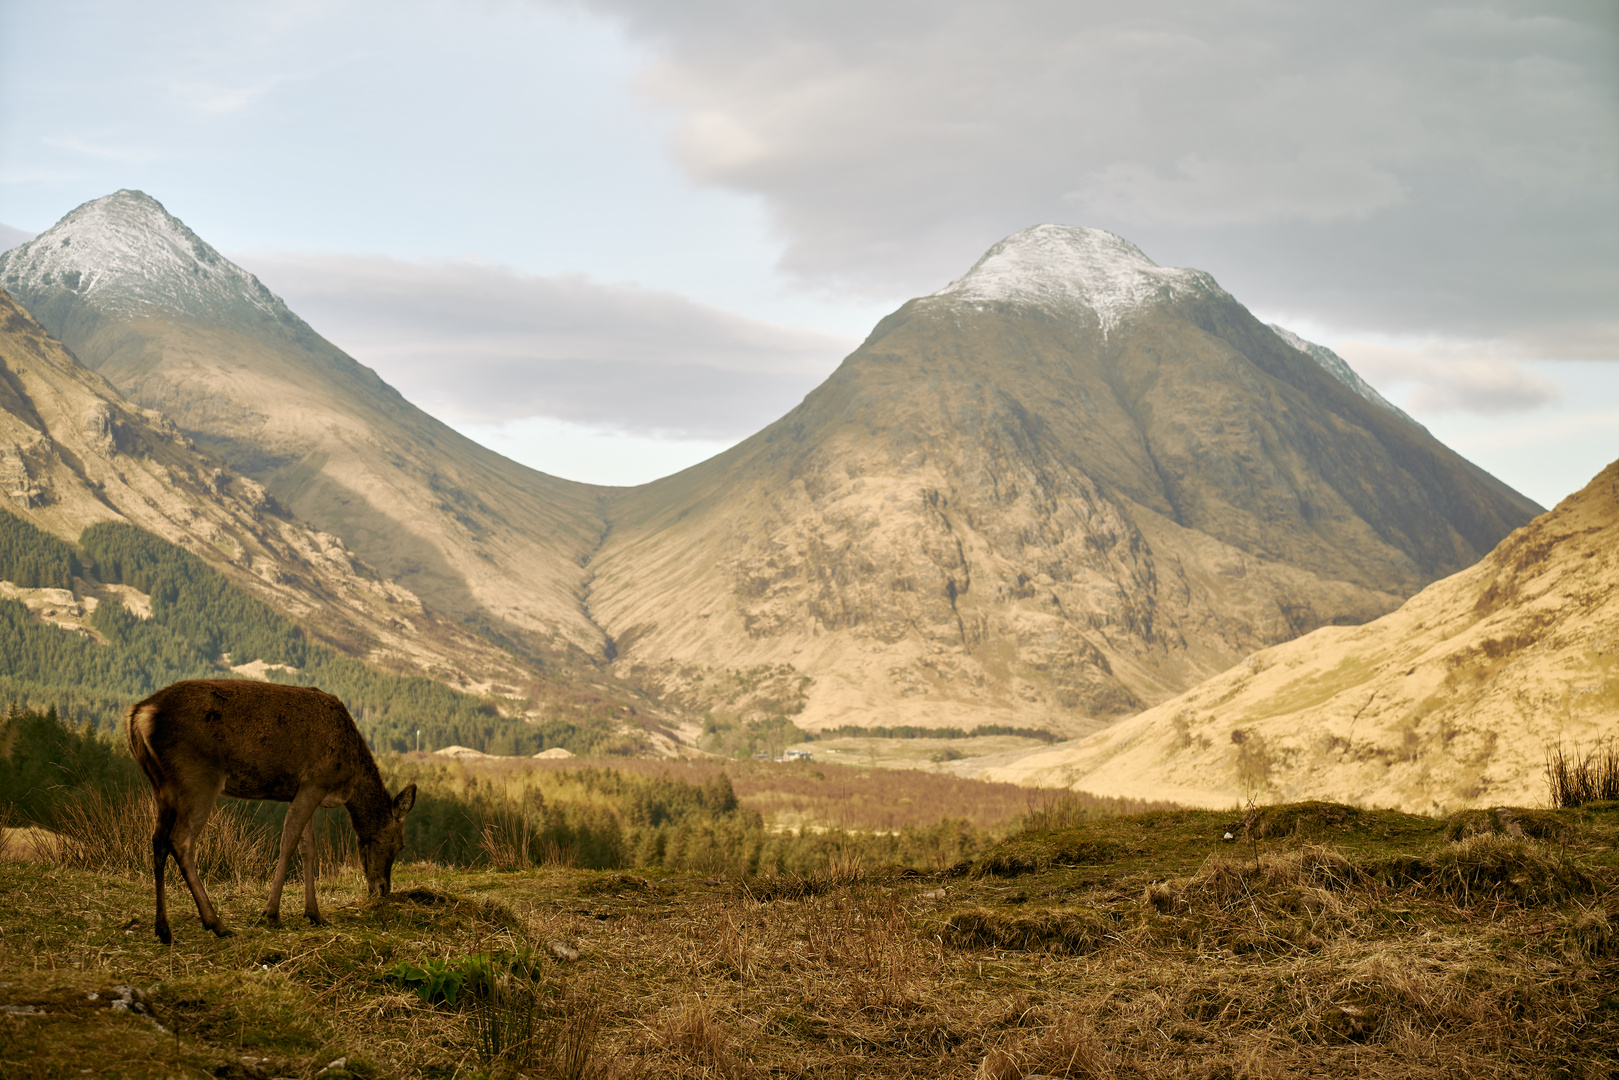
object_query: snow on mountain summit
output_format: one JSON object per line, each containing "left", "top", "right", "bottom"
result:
{"left": 1267, "top": 323, "right": 1419, "bottom": 427}
{"left": 928, "top": 224, "right": 1226, "bottom": 332}
{"left": 0, "top": 189, "right": 292, "bottom": 327}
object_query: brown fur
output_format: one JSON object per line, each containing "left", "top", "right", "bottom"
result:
{"left": 126, "top": 679, "right": 416, "bottom": 944}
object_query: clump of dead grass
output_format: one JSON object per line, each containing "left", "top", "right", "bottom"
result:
{"left": 480, "top": 806, "right": 541, "bottom": 871}
{"left": 741, "top": 850, "right": 868, "bottom": 900}
{"left": 1143, "top": 844, "right": 1356, "bottom": 931}
{"left": 41, "top": 784, "right": 276, "bottom": 882}
{"left": 548, "top": 996, "right": 612, "bottom": 1080}
{"left": 1188, "top": 845, "right": 1358, "bottom": 899}
{"left": 34, "top": 784, "right": 363, "bottom": 887}
{"left": 657, "top": 997, "right": 740, "bottom": 1078}
{"left": 1133, "top": 846, "right": 1362, "bottom": 957}
{"left": 468, "top": 974, "right": 541, "bottom": 1070}
{"left": 1245, "top": 801, "right": 1373, "bottom": 839}
{"left": 1558, "top": 904, "right": 1619, "bottom": 964}
{"left": 1444, "top": 805, "right": 1570, "bottom": 844}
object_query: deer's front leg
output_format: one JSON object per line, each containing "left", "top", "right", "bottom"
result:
{"left": 266, "top": 787, "right": 323, "bottom": 925}
{"left": 300, "top": 814, "right": 324, "bottom": 925}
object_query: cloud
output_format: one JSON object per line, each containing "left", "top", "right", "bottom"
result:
{"left": 169, "top": 79, "right": 283, "bottom": 115}
{"left": 40, "top": 133, "right": 157, "bottom": 163}
{"left": 557, "top": 0, "right": 1617, "bottom": 353}
{"left": 238, "top": 251, "right": 858, "bottom": 439}
{"left": 1070, "top": 152, "right": 1406, "bottom": 227}
{"left": 1333, "top": 340, "right": 1563, "bottom": 416}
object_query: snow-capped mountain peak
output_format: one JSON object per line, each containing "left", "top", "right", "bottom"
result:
{"left": 928, "top": 224, "right": 1226, "bottom": 333}
{"left": 0, "top": 189, "right": 292, "bottom": 328}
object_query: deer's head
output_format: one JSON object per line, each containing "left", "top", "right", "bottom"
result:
{"left": 362, "top": 783, "right": 417, "bottom": 897}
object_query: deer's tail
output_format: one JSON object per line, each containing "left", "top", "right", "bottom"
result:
{"left": 126, "top": 700, "right": 166, "bottom": 791}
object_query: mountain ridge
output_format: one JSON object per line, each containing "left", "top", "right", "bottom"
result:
{"left": 981, "top": 457, "right": 1619, "bottom": 812}
{"left": 0, "top": 192, "right": 613, "bottom": 660}
{"left": 0, "top": 195, "right": 1546, "bottom": 747}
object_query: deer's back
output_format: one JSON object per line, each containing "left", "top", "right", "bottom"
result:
{"left": 131, "top": 679, "right": 365, "bottom": 802}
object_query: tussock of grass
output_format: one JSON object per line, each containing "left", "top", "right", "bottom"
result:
{"left": 942, "top": 907, "right": 1108, "bottom": 955}
{"left": 979, "top": 1016, "right": 1103, "bottom": 1079}
{"left": 1548, "top": 742, "right": 1619, "bottom": 807}
{"left": 657, "top": 997, "right": 740, "bottom": 1077}
{"left": 1444, "top": 805, "right": 1571, "bottom": 843}
{"left": 740, "top": 854, "right": 870, "bottom": 901}
{"left": 1182, "top": 844, "right": 1359, "bottom": 902}
{"left": 1247, "top": 800, "right": 1374, "bottom": 839}
{"left": 17, "top": 779, "right": 364, "bottom": 893}
{"left": 971, "top": 831, "right": 1124, "bottom": 878}
{"left": 1376, "top": 833, "right": 1594, "bottom": 905}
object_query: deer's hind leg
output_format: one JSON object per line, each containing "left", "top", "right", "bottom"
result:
{"left": 152, "top": 802, "right": 178, "bottom": 945}
{"left": 170, "top": 775, "right": 232, "bottom": 938}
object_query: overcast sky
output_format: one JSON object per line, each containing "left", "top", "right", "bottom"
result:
{"left": 0, "top": 0, "right": 1613, "bottom": 503}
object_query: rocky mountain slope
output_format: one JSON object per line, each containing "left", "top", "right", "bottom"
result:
{"left": 1266, "top": 323, "right": 1415, "bottom": 426}
{"left": 983, "top": 458, "right": 1619, "bottom": 811}
{"left": 0, "top": 285, "right": 520, "bottom": 687}
{"left": 0, "top": 191, "right": 608, "bottom": 659}
{"left": 589, "top": 226, "right": 1542, "bottom": 734}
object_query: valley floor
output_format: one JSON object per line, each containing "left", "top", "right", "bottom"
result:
{"left": 1, "top": 803, "right": 1616, "bottom": 1079}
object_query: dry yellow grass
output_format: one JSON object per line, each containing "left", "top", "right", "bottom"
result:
{"left": 2, "top": 796, "right": 1615, "bottom": 1078}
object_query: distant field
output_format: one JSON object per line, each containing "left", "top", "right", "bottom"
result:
{"left": 788, "top": 734, "right": 1051, "bottom": 777}
{"left": 409, "top": 751, "right": 1174, "bottom": 835}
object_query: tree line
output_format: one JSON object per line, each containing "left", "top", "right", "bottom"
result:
{"left": 0, "top": 511, "right": 619, "bottom": 755}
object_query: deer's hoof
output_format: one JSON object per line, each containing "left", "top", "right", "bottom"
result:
{"left": 263, "top": 913, "right": 282, "bottom": 927}
{"left": 155, "top": 923, "right": 173, "bottom": 946}
{"left": 212, "top": 926, "right": 236, "bottom": 939}
{"left": 304, "top": 913, "right": 327, "bottom": 927}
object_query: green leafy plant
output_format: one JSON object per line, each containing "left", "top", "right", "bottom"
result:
{"left": 386, "top": 957, "right": 467, "bottom": 1006}
{"left": 385, "top": 950, "right": 545, "bottom": 1009}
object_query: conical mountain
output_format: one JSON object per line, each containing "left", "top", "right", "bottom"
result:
{"left": 985, "top": 457, "right": 1619, "bottom": 811}
{"left": 0, "top": 284, "right": 514, "bottom": 681}
{"left": 0, "top": 191, "right": 607, "bottom": 657}
{"left": 589, "top": 226, "right": 1541, "bottom": 735}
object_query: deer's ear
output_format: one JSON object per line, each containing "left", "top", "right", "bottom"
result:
{"left": 393, "top": 783, "right": 417, "bottom": 820}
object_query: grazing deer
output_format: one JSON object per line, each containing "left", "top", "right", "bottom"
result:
{"left": 126, "top": 679, "right": 417, "bottom": 944}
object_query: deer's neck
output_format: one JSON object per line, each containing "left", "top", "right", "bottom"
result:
{"left": 344, "top": 757, "right": 394, "bottom": 840}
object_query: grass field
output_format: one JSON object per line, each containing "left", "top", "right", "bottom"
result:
{"left": 2, "top": 799, "right": 1615, "bottom": 1079}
